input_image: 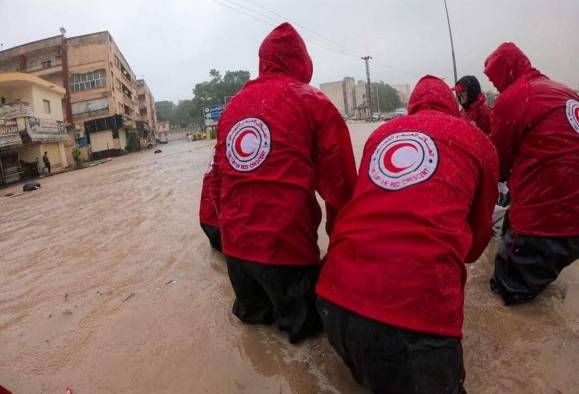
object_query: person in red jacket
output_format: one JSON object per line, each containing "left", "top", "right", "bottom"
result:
{"left": 211, "top": 22, "right": 357, "bottom": 343}
{"left": 454, "top": 75, "right": 493, "bottom": 135}
{"left": 484, "top": 42, "right": 579, "bottom": 305}
{"left": 316, "top": 75, "right": 498, "bottom": 393}
{"left": 199, "top": 148, "right": 221, "bottom": 252}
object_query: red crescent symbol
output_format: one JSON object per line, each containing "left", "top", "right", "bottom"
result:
{"left": 234, "top": 129, "right": 257, "bottom": 157}
{"left": 383, "top": 142, "right": 418, "bottom": 173}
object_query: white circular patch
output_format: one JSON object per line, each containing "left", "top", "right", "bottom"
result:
{"left": 565, "top": 99, "right": 579, "bottom": 134}
{"left": 369, "top": 131, "right": 438, "bottom": 191}
{"left": 226, "top": 117, "right": 271, "bottom": 172}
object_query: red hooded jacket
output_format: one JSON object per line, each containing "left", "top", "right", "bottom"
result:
{"left": 485, "top": 42, "right": 579, "bottom": 236}
{"left": 199, "top": 148, "right": 219, "bottom": 227}
{"left": 210, "top": 23, "right": 357, "bottom": 265}
{"left": 316, "top": 76, "right": 498, "bottom": 338}
{"left": 463, "top": 94, "right": 493, "bottom": 135}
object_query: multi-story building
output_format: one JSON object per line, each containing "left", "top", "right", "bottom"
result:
{"left": 354, "top": 80, "right": 370, "bottom": 119}
{"left": 319, "top": 77, "right": 356, "bottom": 117}
{"left": 67, "top": 32, "right": 139, "bottom": 158}
{"left": 157, "top": 121, "right": 170, "bottom": 133}
{"left": 136, "top": 79, "right": 157, "bottom": 142}
{"left": 0, "top": 72, "right": 69, "bottom": 184}
{"left": 0, "top": 31, "right": 146, "bottom": 160}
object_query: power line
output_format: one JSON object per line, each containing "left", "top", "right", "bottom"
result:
{"left": 212, "top": 0, "right": 360, "bottom": 58}
{"left": 373, "top": 60, "right": 420, "bottom": 79}
{"left": 240, "top": 0, "right": 363, "bottom": 57}
{"left": 212, "top": 0, "right": 419, "bottom": 79}
{"left": 223, "top": 0, "right": 363, "bottom": 58}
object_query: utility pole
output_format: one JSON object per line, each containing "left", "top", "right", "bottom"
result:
{"left": 361, "top": 56, "right": 372, "bottom": 117}
{"left": 375, "top": 84, "right": 381, "bottom": 115}
{"left": 443, "top": 0, "right": 458, "bottom": 85}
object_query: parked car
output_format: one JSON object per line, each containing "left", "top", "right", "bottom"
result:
{"left": 393, "top": 107, "right": 408, "bottom": 118}
{"left": 141, "top": 139, "right": 154, "bottom": 149}
{"left": 383, "top": 112, "right": 396, "bottom": 121}
{"left": 159, "top": 136, "right": 169, "bottom": 144}
{"left": 372, "top": 112, "right": 381, "bottom": 120}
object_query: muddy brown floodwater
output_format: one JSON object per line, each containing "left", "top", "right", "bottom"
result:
{"left": 0, "top": 123, "right": 577, "bottom": 394}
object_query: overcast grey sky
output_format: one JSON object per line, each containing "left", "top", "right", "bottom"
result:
{"left": 2, "top": 0, "right": 577, "bottom": 102}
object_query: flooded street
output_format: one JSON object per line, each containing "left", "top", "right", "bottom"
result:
{"left": 1, "top": 124, "right": 577, "bottom": 393}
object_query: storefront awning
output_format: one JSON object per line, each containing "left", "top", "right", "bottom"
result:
{"left": 25, "top": 117, "right": 68, "bottom": 142}
{"left": 0, "top": 120, "right": 23, "bottom": 148}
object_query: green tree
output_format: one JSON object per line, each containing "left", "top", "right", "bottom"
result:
{"left": 372, "top": 82, "right": 402, "bottom": 112}
{"left": 173, "top": 99, "right": 196, "bottom": 127}
{"left": 154, "top": 70, "right": 250, "bottom": 129}
{"left": 155, "top": 101, "right": 176, "bottom": 122}
{"left": 190, "top": 70, "right": 251, "bottom": 129}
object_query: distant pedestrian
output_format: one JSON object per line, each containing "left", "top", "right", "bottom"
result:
{"left": 454, "top": 75, "right": 493, "bottom": 134}
{"left": 484, "top": 42, "right": 579, "bottom": 305}
{"left": 211, "top": 22, "right": 357, "bottom": 344}
{"left": 316, "top": 75, "right": 498, "bottom": 393}
{"left": 42, "top": 152, "right": 51, "bottom": 175}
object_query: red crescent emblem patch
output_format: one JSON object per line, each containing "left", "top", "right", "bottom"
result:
{"left": 226, "top": 118, "right": 271, "bottom": 172}
{"left": 369, "top": 131, "right": 438, "bottom": 191}
{"left": 566, "top": 99, "right": 579, "bottom": 134}
{"left": 234, "top": 129, "right": 258, "bottom": 158}
{"left": 382, "top": 142, "right": 418, "bottom": 173}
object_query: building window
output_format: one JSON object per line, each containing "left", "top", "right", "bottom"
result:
{"left": 41, "top": 60, "right": 52, "bottom": 68}
{"left": 43, "top": 99, "right": 51, "bottom": 113}
{"left": 69, "top": 69, "right": 107, "bottom": 92}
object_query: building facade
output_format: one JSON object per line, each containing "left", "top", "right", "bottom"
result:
{"left": 0, "top": 31, "right": 148, "bottom": 160}
{"left": 319, "top": 77, "right": 357, "bottom": 117}
{"left": 0, "top": 72, "right": 69, "bottom": 184}
{"left": 354, "top": 80, "right": 370, "bottom": 119}
{"left": 136, "top": 79, "right": 157, "bottom": 143}
{"left": 66, "top": 32, "right": 139, "bottom": 158}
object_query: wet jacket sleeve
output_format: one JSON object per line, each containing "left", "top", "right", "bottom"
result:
{"left": 466, "top": 143, "right": 499, "bottom": 264}
{"left": 311, "top": 97, "right": 358, "bottom": 235}
{"left": 489, "top": 88, "right": 529, "bottom": 180}
{"left": 209, "top": 126, "right": 224, "bottom": 220}
{"left": 473, "top": 105, "right": 493, "bottom": 136}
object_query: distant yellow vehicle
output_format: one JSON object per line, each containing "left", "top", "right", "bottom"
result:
{"left": 188, "top": 132, "right": 207, "bottom": 141}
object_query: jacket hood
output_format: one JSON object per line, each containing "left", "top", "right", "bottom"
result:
{"left": 408, "top": 75, "right": 460, "bottom": 117}
{"left": 258, "top": 22, "right": 313, "bottom": 83}
{"left": 484, "top": 42, "right": 533, "bottom": 92}
{"left": 455, "top": 75, "right": 482, "bottom": 110}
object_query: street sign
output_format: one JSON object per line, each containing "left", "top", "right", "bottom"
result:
{"left": 204, "top": 105, "right": 224, "bottom": 121}
{"left": 204, "top": 105, "right": 225, "bottom": 127}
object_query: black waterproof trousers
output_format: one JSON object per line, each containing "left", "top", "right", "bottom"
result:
{"left": 317, "top": 298, "right": 466, "bottom": 394}
{"left": 200, "top": 223, "right": 222, "bottom": 252}
{"left": 225, "top": 256, "right": 322, "bottom": 344}
{"left": 491, "top": 229, "right": 579, "bottom": 305}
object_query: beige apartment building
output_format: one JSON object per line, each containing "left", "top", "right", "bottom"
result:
{"left": 320, "top": 77, "right": 371, "bottom": 119}
{"left": 0, "top": 31, "right": 154, "bottom": 160}
{"left": 319, "top": 77, "right": 356, "bottom": 117}
{"left": 0, "top": 72, "right": 69, "bottom": 184}
{"left": 136, "top": 79, "right": 157, "bottom": 142}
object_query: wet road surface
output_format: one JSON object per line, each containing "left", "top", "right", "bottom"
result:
{"left": 0, "top": 123, "right": 577, "bottom": 393}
